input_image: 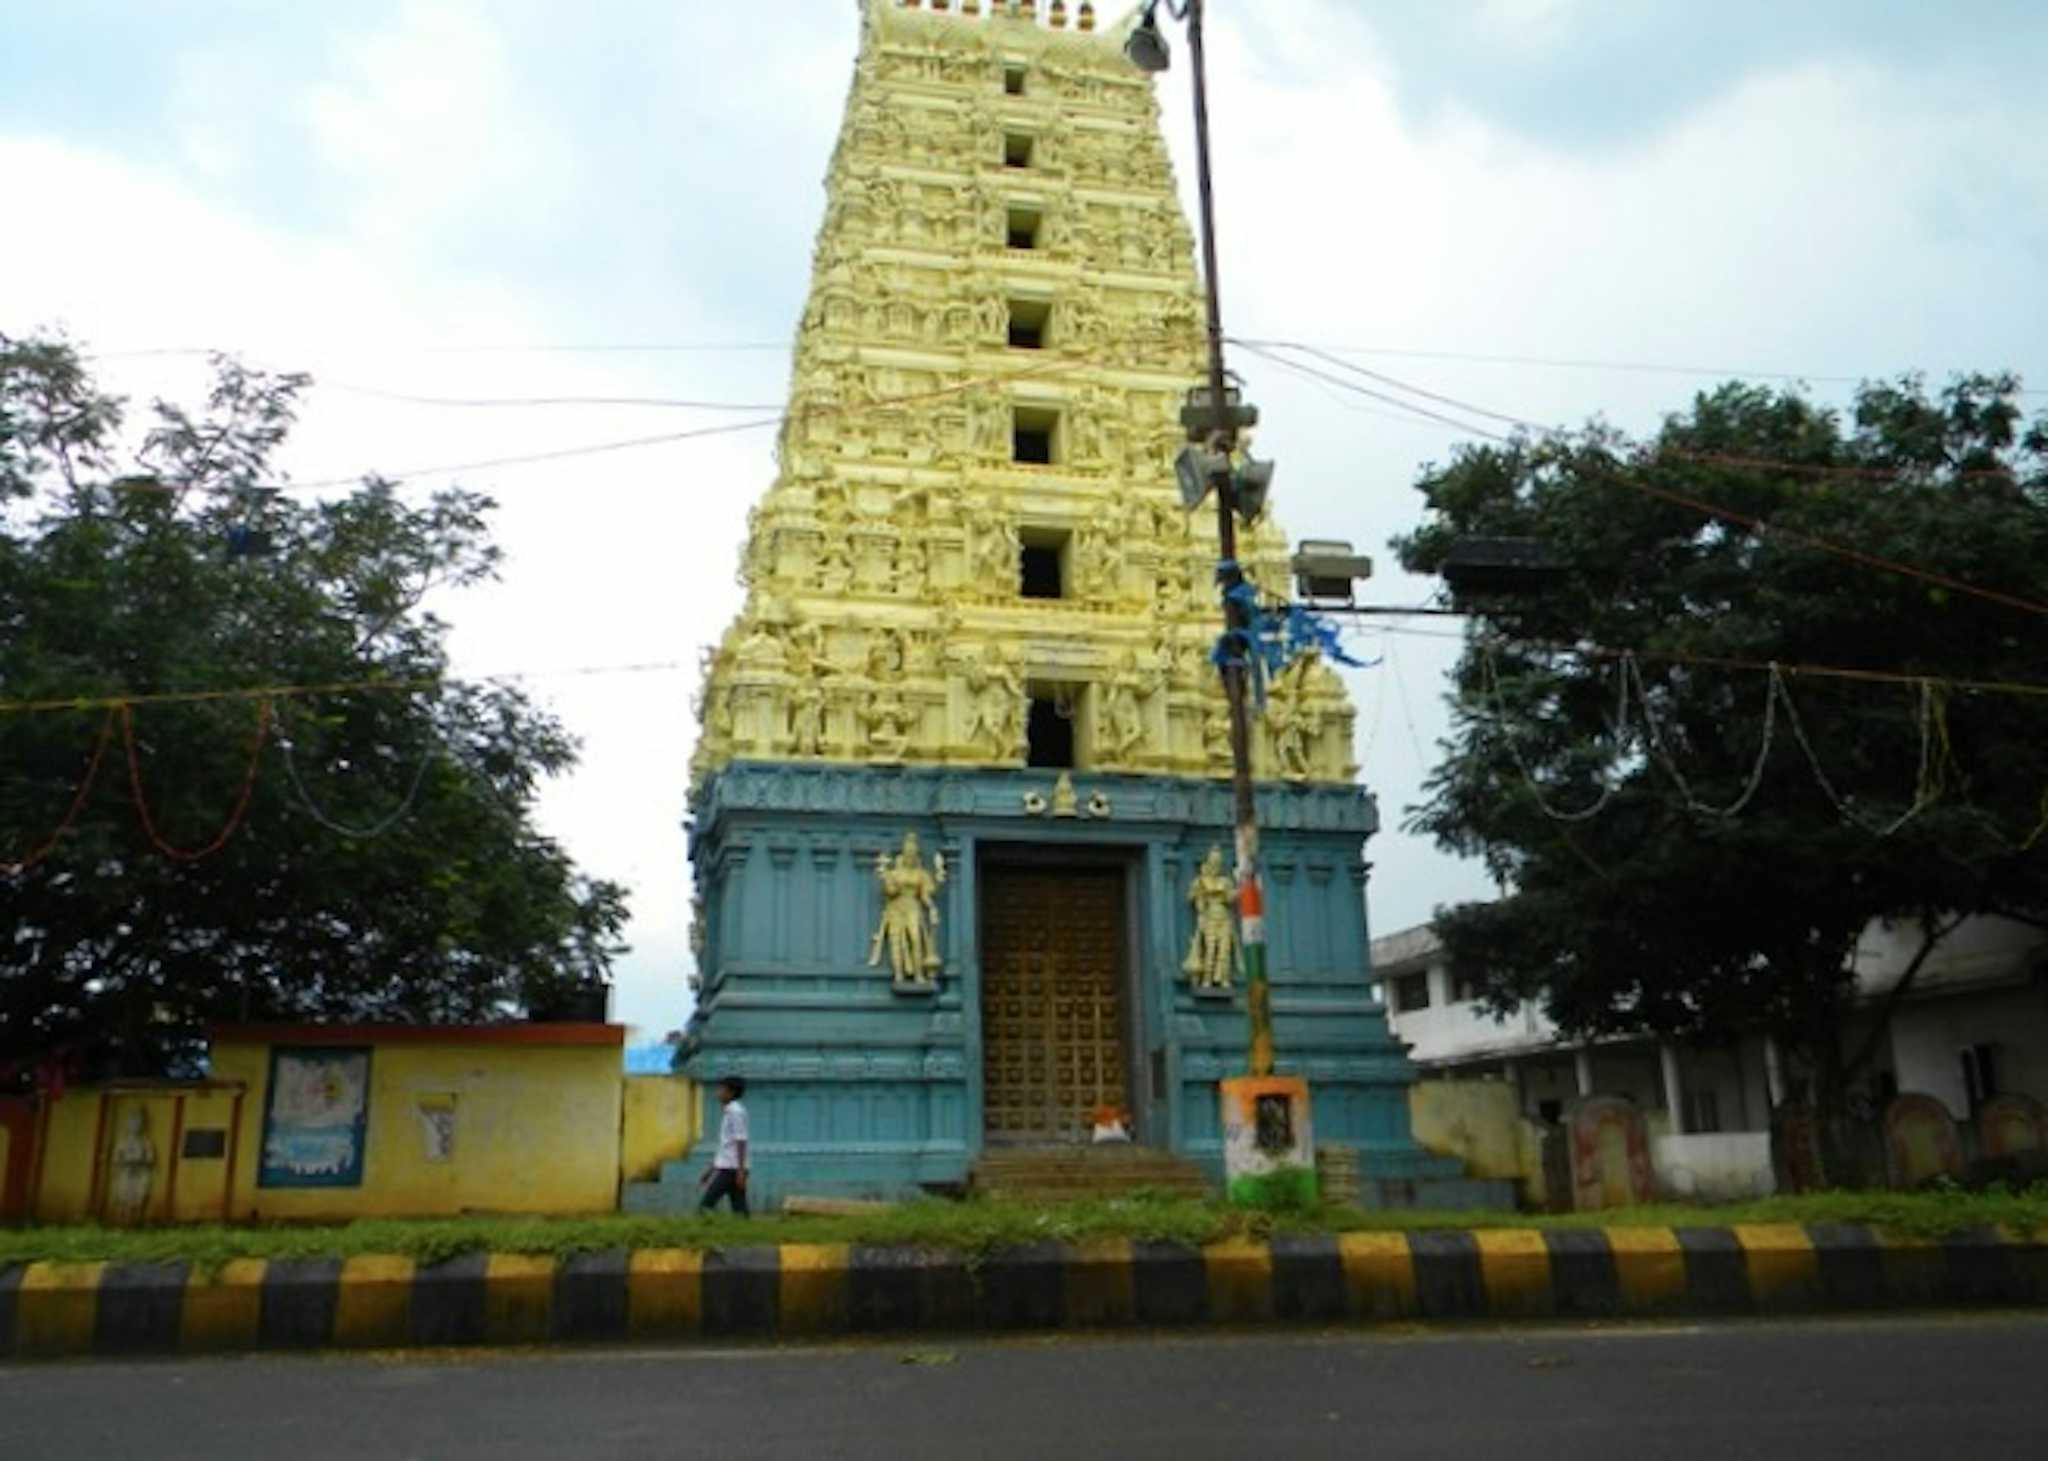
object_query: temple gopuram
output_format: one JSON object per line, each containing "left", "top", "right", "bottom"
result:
{"left": 628, "top": 0, "right": 1492, "bottom": 1211}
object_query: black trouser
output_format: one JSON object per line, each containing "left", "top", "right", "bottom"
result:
{"left": 700, "top": 1167, "right": 749, "bottom": 1216}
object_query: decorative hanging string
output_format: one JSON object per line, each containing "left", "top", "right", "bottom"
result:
{"left": 122, "top": 698, "right": 274, "bottom": 862}
{"left": 278, "top": 720, "right": 439, "bottom": 840}
{"left": 1480, "top": 643, "right": 1632, "bottom": 823}
{"left": 0, "top": 710, "right": 118, "bottom": 876}
{"left": 1774, "top": 674, "right": 1950, "bottom": 838}
{"left": 1625, "top": 654, "right": 1778, "bottom": 819}
{"left": 1209, "top": 563, "right": 1378, "bottom": 706}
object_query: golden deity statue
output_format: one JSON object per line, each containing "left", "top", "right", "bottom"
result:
{"left": 1183, "top": 845, "right": 1237, "bottom": 990}
{"left": 869, "top": 832, "right": 947, "bottom": 984}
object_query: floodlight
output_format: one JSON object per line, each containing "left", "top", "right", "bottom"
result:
{"left": 1293, "top": 540, "right": 1374, "bottom": 604}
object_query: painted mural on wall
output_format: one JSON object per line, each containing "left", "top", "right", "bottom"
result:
{"left": 259, "top": 1047, "right": 372, "bottom": 1188}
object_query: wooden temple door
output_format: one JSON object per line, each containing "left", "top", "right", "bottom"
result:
{"left": 979, "top": 865, "right": 1129, "bottom": 1146}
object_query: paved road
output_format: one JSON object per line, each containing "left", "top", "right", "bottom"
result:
{"left": 5, "top": 1316, "right": 2045, "bottom": 1460}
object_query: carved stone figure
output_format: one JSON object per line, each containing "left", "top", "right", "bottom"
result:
{"left": 1203, "top": 703, "right": 1233, "bottom": 768}
{"left": 896, "top": 535, "right": 929, "bottom": 597}
{"left": 107, "top": 1107, "right": 156, "bottom": 1224}
{"left": 862, "top": 687, "right": 914, "bottom": 760}
{"left": 1268, "top": 656, "right": 1317, "bottom": 780}
{"left": 1183, "top": 847, "right": 1237, "bottom": 990}
{"left": 816, "top": 537, "right": 854, "bottom": 596}
{"left": 867, "top": 627, "right": 908, "bottom": 681}
{"left": 962, "top": 646, "right": 1024, "bottom": 760}
{"left": 789, "top": 672, "right": 827, "bottom": 755}
{"left": 972, "top": 517, "right": 1021, "bottom": 594}
{"left": 1100, "top": 649, "right": 1150, "bottom": 764}
{"left": 868, "top": 832, "right": 945, "bottom": 985}
{"left": 736, "top": 621, "right": 787, "bottom": 670}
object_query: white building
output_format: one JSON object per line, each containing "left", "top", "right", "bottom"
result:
{"left": 1372, "top": 915, "right": 2048, "bottom": 1138}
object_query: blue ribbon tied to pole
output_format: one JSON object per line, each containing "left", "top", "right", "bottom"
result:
{"left": 1209, "top": 562, "right": 1379, "bottom": 707}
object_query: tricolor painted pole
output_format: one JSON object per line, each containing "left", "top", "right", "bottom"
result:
{"left": 1182, "top": 0, "right": 1273, "bottom": 1078}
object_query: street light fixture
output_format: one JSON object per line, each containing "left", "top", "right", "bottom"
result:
{"left": 1124, "top": 2, "right": 1173, "bottom": 72}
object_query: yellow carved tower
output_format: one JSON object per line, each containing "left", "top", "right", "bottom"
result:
{"left": 690, "top": 0, "right": 1358, "bottom": 790}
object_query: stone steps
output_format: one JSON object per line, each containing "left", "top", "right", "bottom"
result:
{"left": 970, "top": 1145, "right": 1216, "bottom": 1200}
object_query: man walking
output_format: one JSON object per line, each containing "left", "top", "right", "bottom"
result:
{"left": 698, "top": 1076, "right": 750, "bottom": 1216}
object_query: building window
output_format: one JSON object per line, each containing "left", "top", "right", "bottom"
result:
{"left": 1451, "top": 971, "right": 1481, "bottom": 1004}
{"left": 1684, "top": 1089, "right": 1722, "bottom": 1134}
{"left": 1012, "top": 406, "right": 1059, "bottom": 465}
{"left": 1004, "top": 64, "right": 1027, "bottom": 96}
{"left": 1007, "top": 297, "right": 1050, "bottom": 350}
{"left": 1019, "top": 529, "right": 1068, "bottom": 599}
{"left": 1007, "top": 205, "right": 1043, "bottom": 251}
{"left": 1027, "top": 692, "right": 1077, "bottom": 768}
{"left": 1392, "top": 972, "right": 1431, "bottom": 1013}
{"left": 1005, "top": 132, "right": 1035, "bottom": 168}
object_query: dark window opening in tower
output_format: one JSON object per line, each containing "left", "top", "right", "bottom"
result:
{"left": 1008, "top": 297, "right": 1049, "bottom": 349}
{"left": 1020, "top": 534, "right": 1067, "bottom": 598}
{"left": 1027, "top": 695, "right": 1076, "bottom": 768}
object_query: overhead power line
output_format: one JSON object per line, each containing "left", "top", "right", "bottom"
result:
{"left": 90, "top": 330, "right": 1207, "bottom": 496}
{"left": 87, "top": 335, "right": 2048, "bottom": 396}
{"left": 319, "top": 382, "right": 784, "bottom": 412}
{"left": 1256, "top": 339, "right": 2048, "bottom": 400}
{"left": 1244, "top": 342, "right": 2048, "bottom": 622}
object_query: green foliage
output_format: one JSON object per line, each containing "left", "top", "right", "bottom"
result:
{"left": 7, "top": 1188, "right": 2045, "bottom": 1270}
{"left": 0, "top": 332, "right": 629, "bottom": 1076}
{"left": 1393, "top": 376, "right": 2048, "bottom": 1102}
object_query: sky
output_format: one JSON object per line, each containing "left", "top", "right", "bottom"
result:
{"left": 4, "top": 0, "right": 2045, "bottom": 1040}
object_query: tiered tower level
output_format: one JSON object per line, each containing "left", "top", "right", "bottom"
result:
{"left": 646, "top": 0, "right": 1476, "bottom": 1211}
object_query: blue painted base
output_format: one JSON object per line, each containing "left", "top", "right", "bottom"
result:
{"left": 656, "top": 762, "right": 1488, "bottom": 1212}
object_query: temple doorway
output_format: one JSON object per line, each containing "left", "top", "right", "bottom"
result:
{"left": 979, "top": 862, "right": 1131, "bottom": 1146}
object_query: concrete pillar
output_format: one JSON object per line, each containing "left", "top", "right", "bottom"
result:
{"left": 1660, "top": 1042, "right": 1687, "bottom": 1135}
{"left": 1763, "top": 1035, "right": 1786, "bottom": 1111}
{"left": 1574, "top": 1047, "right": 1594, "bottom": 1097}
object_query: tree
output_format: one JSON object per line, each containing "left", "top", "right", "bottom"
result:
{"left": 0, "top": 332, "right": 629, "bottom": 1080}
{"left": 1395, "top": 375, "right": 2048, "bottom": 1167}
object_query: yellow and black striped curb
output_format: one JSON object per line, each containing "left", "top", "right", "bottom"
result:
{"left": 4, "top": 1225, "right": 2044, "bottom": 1359}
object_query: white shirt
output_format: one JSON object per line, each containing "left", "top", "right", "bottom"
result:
{"left": 715, "top": 1101, "right": 750, "bottom": 1170}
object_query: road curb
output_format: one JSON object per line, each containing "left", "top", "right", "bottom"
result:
{"left": 3, "top": 1225, "right": 2043, "bottom": 1359}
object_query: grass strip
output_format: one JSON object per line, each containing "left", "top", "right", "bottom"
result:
{"left": 5, "top": 1186, "right": 2045, "bottom": 1271}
